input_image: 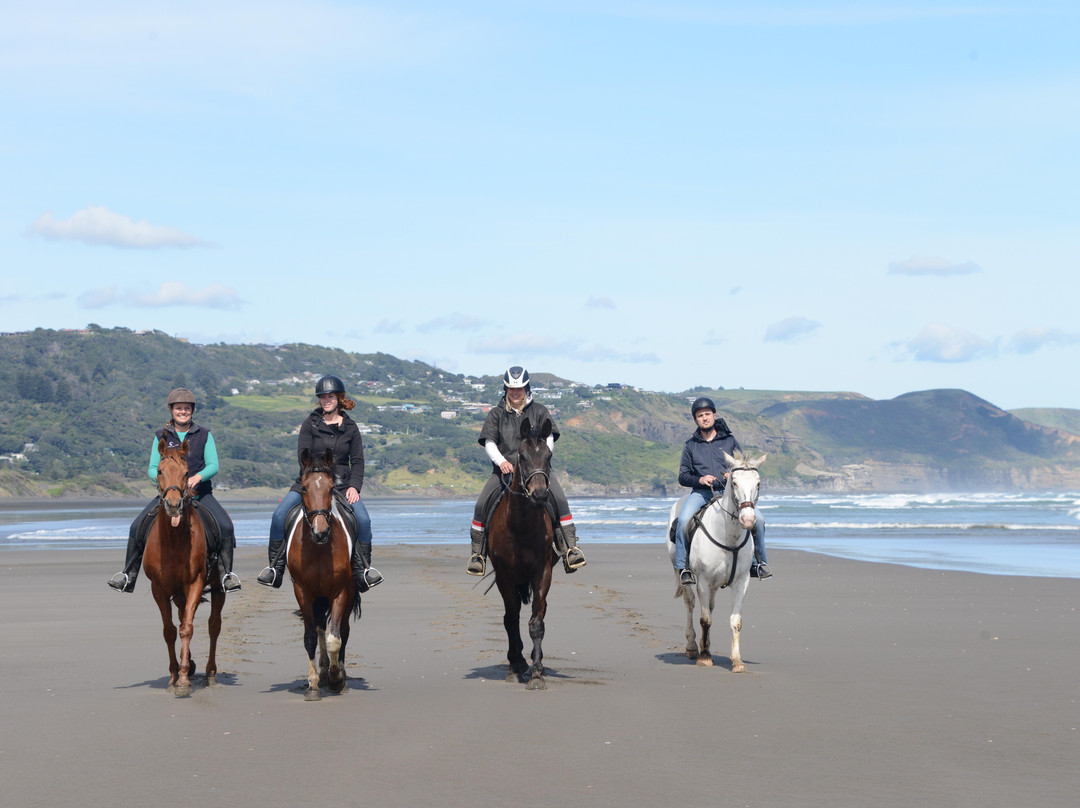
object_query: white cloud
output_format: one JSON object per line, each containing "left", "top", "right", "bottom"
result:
{"left": 1008, "top": 326, "right": 1080, "bottom": 355}
{"left": 417, "top": 314, "right": 487, "bottom": 332}
{"left": 29, "top": 206, "right": 207, "bottom": 249}
{"left": 887, "top": 256, "right": 981, "bottom": 276}
{"left": 78, "top": 282, "right": 242, "bottom": 309}
{"left": 373, "top": 319, "right": 404, "bottom": 334}
{"left": 764, "top": 316, "right": 822, "bottom": 343}
{"left": 585, "top": 296, "right": 616, "bottom": 310}
{"left": 905, "top": 323, "right": 997, "bottom": 362}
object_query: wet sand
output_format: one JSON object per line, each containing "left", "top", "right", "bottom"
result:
{"left": 2, "top": 545, "right": 1078, "bottom": 807}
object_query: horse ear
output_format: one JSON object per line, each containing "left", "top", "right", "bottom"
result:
{"left": 749, "top": 453, "right": 767, "bottom": 469}
{"left": 540, "top": 418, "right": 552, "bottom": 440}
{"left": 179, "top": 438, "right": 189, "bottom": 456}
{"left": 322, "top": 447, "right": 334, "bottom": 466}
{"left": 300, "top": 448, "right": 312, "bottom": 469}
{"left": 519, "top": 418, "right": 532, "bottom": 439}
{"left": 722, "top": 450, "right": 737, "bottom": 467}
{"left": 158, "top": 436, "right": 167, "bottom": 455}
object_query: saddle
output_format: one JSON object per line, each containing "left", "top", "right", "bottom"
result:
{"left": 667, "top": 493, "right": 723, "bottom": 546}
{"left": 137, "top": 500, "right": 224, "bottom": 565}
{"left": 285, "top": 489, "right": 358, "bottom": 542}
{"left": 480, "top": 480, "right": 559, "bottom": 537}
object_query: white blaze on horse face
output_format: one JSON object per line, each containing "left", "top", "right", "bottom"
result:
{"left": 730, "top": 468, "right": 759, "bottom": 530}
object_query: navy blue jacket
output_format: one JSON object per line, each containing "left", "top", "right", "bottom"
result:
{"left": 678, "top": 418, "right": 742, "bottom": 495}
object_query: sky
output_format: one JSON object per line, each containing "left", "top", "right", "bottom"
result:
{"left": 2, "top": 1, "right": 1078, "bottom": 410}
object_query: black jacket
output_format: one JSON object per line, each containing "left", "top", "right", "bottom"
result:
{"left": 478, "top": 396, "right": 559, "bottom": 472}
{"left": 291, "top": 409, "right": 365, "bottom": 494}
{"left": 678, "top": 418, "right": 742, "bottom": 494}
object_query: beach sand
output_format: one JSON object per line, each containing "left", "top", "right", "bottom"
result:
{"left": 3, "top": 545, "right": 1078, "bottom": 807}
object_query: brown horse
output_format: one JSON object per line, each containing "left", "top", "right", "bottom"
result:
{"left": 142, "top": 437, "right": 225, "bottom": 697}
{"left": 286, "top": 447, "right": 362, "bottom": 701}
{"left": 486, "top": 417, "right": 557, "bottom": 690}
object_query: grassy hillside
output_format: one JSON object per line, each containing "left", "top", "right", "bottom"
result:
{"left": 2, "top": 327, "right": 1079, "bottom": 495}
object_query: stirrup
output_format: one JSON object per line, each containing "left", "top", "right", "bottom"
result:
{"left": 107, "top": 572, "right": 134, "bottom": 593}
{"left": 680, "top": 569, "right": 696, "bottom": 587}
{"left": 466, "top": 554, "right": 486, "bottom": 576}
{"left": 256, "top": 566, "right": 281, "bottom": 588}
{"left": 362, "top": 567, "right": 383, "bottom": 588}
{"left": 222, "top": 572, "right": 242, "bottom": 592}
{"left": 562, "top": 546, "right": 586, "bottom": 573}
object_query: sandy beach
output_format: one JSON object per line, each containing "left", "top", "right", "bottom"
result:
{"left": 3, "top": 544, "right": 1078, "bottom": 807}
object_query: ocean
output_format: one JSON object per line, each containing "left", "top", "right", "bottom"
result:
{"left": 2, "top": 491, "right": 1079, "bottom": 579}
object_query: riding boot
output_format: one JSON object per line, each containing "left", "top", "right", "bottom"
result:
{"left": 466, "top": 528, "right": 486, "bottom": 576}
{"left": 256, "top": 539, "right": 286, "bottom": 588}
{"left": 554, "top": 522, "right": 587, "bottom": 573}
{"left": 352, "top": 541, "right": 382, "bottom": 593}
{"left": 750, "top": 523, "right": 772, "bottom": 580}
{"left": 217, "top": 537, "right": 242, "bottom": 592}
{"left": 107, "top": 526, "right": 147, "bottom": 593}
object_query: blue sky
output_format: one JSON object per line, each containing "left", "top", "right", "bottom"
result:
{"left": 2, "top": 1, "right": 1077, "bottom": 410}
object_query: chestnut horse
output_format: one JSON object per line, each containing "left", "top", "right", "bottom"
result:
{"left": 286, "top": 448, "right": 362, "bottom": 701}
{"left": 142, "top": 437, "right": 225, "bottom": 696}
{"left": 486, "top": 417, "right": 557, "bottom": 690}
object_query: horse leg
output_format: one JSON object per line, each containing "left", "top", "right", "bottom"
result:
{"left": 299, "top": 601, "right": 321, "bottom": 701}
{"left": 729, "top": 581, "right": 749, "bottom": 674}
{"left": 325, "top": 593, "right": 350, "bottom": 693}
{"left": 204, "top": 590, "right": 225, "bottom": 685}
{"left": 499, "top": 585, "right": 527, "bottom": 681}
{"left": 525, "top": 570, "right": 551, "bottom": 691}
{"left": 174, "top": 582, "right": 202, "bottom": 696}
{"left": 696, "top": 584, "right": 714, "bottom": 667}
{"left": 152, "top": 587, "right": 181, "bottom": 688}
{"left": 681, "top": 585, "right": 699, "bottom": 660}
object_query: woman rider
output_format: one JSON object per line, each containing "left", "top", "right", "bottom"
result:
{"left": 256, "top": 374, "right": 383, "bottom": 592}
{"left": 107, "top": 387, "right": 241, "bottom": 593}
{"left": 467, "top": 365, "right": 586, "bottom": 576}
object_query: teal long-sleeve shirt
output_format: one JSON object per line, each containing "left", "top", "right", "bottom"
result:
{"left": 147, "top": 431, "right": 219, "bottom": 493}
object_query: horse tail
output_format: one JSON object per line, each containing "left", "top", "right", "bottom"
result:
{"left": 515, "top": 581, "right": 531, "bottom": 605}
{"left": 351, "top": 588, "right": 362, "bottom": 620}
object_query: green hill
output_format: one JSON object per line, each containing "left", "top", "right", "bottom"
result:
{"left": 1, "top": 327, "right": 1078, "bottom": 496}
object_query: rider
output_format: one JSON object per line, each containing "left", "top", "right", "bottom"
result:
{"left": 107, "top": 387, "right": 241, "bottom": 593}
{"left": 256, "top": 375, "right": 383, "bottom": 593}
{"left": 467, "top": 365, "right": 586, "bottom": 576}
{"left": 674, "top": 396, "right": 771, "bottom": 586}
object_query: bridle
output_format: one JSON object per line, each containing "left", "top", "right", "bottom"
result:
{"left": 300, "top": 467, "right": 335, "bottom": 534}
{"left": 695, "top": 466, "right": 760, "bottom": 588}
{"left": 157, "top": 455, "right": 189, "bottom": 514}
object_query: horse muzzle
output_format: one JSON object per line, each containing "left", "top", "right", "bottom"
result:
{"left": 738, "top": 502, "right": 757, "bottom": 530}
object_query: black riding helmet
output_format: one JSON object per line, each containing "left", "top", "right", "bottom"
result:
{"left": 315, "top": 375, "right": 346, "bottom": 396}
{"left": 691, "top": 396, "right": 716, "bottom": 415}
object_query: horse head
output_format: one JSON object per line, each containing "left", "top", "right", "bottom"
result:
{"left": 723, "top": 450, "right": 767, "bottom": 531}
{"left": 156, "top": 437, "right": 191, "bottom": 525}
{"left": 299, "top": 447, "right": 336, "bottom": 544}
{"left": 516, "top": 417, "right": 553, "bottom": 507}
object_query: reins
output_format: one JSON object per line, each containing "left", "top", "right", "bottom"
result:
{"left": 697, "top": 469, "right": 757, "bottom": 588}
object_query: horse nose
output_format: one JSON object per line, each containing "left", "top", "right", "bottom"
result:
{"left": 739, "top": 510, "right": 756, "bottom": 530}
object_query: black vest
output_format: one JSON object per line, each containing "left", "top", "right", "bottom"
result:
{"left": 158, "top": 423, "right": 212, "bottom": 498}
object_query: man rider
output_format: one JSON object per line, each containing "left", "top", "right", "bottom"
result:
{"left": 674, "top": 396, "right": 772, "bottom": 586}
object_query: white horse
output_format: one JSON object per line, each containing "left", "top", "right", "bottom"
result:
{"left": 667, "top": 451, "right": 766, "bottom": 672}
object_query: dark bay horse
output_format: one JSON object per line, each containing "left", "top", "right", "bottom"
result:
{"left": 487, "top": 417, "right": 558, "bottom": 690}
{"left": 286, "top": 448, "right": 362, "bottom": 701}
{"left": 142, "top": 437, "right": 225, "bottom": 696}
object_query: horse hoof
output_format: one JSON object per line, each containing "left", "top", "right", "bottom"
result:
{"left": 173, "top": 683, "right": 193, "bottom": 697}
{"left": 205, "top": 674, "right": 217, "bottom": 686}
{"left": 696, "top": 656, "right": 713, "bottom": 667}
{"left": 506, "top": 671, "right": 523, "bottom": 683}
{"left": 687, "top": 649, "right": 699, "bottom": 660}
{"left": 328, "top": 676, "right": 346, "bottom": 694}
{"left": 526, "top": 676, "right": 547, "bottom": 691}
{"left": 304, "top": 687, "right": 322, "bottom": 702}
{"left": 732, "top": 662, "right": 747, "bottom": 674}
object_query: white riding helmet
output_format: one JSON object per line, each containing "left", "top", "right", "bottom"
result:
{"left": 503, "top": 366, "right": 530, "bottom": 389}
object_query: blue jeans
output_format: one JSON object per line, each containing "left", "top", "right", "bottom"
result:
{"left": 674, "top": 491, "right": 767, "bottom": 570}
{"left": 269, "top": 490, "right": 373, "bottom": 544}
